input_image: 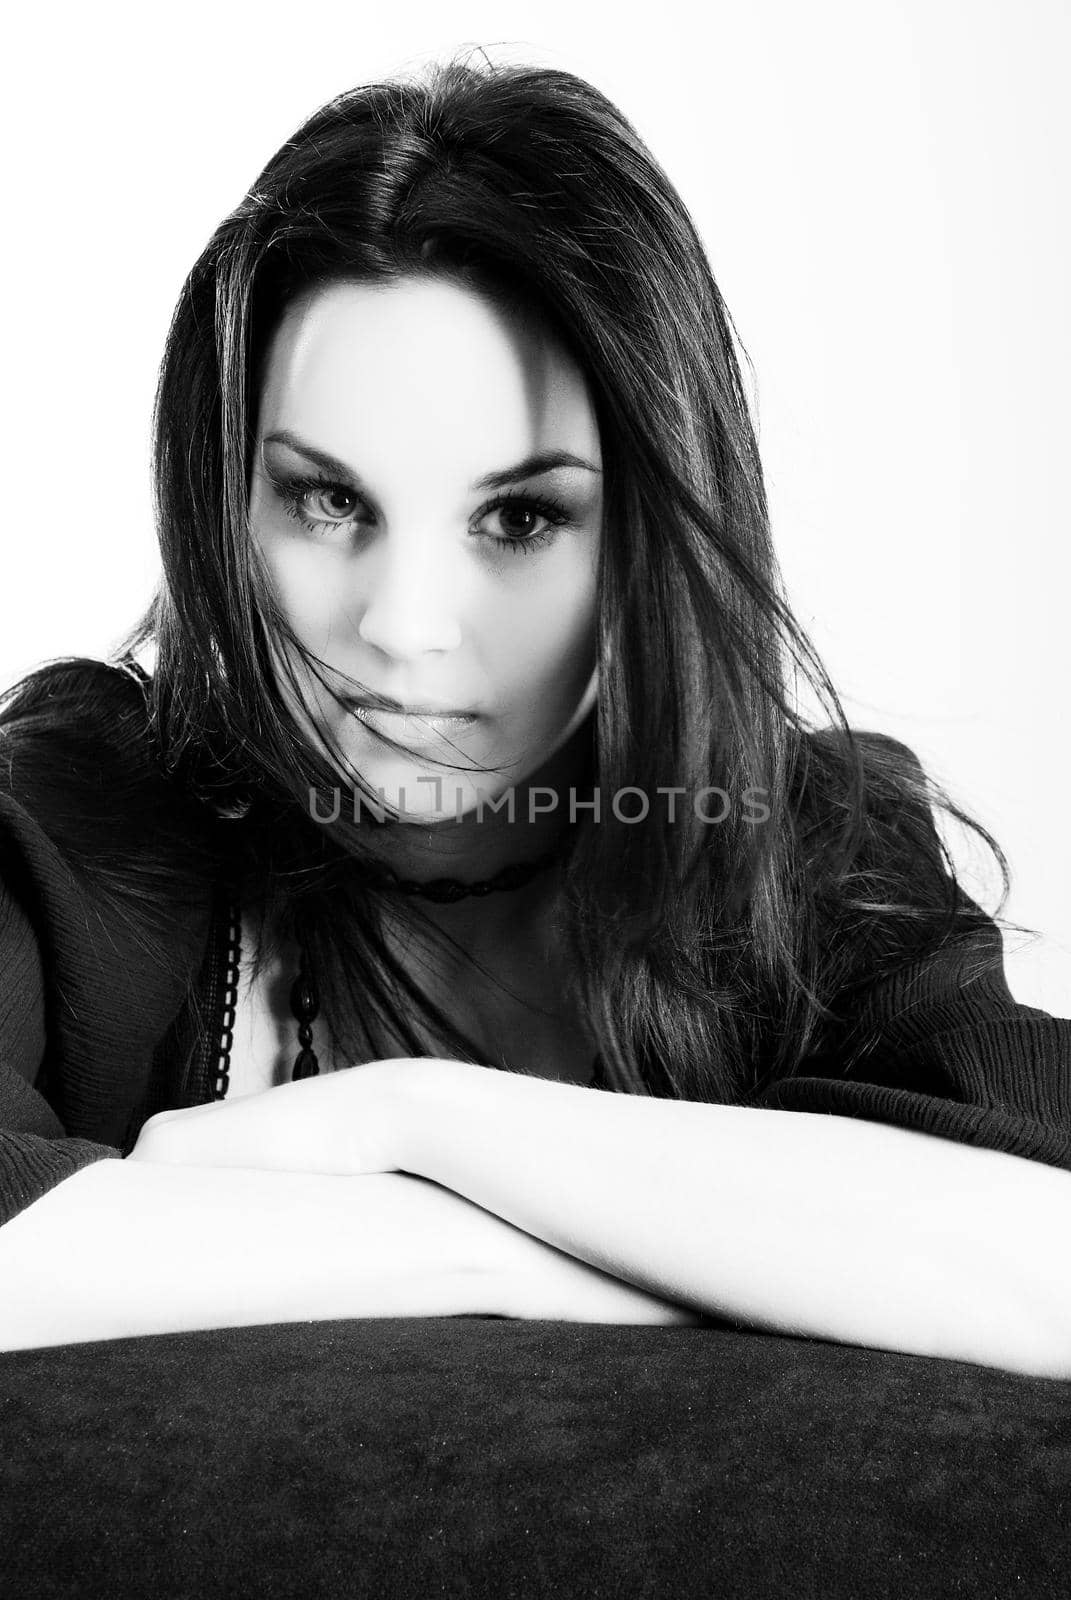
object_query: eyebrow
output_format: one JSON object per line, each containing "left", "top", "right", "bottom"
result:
{"left": 261, "top": 429, "right": 601, "bottom": 490}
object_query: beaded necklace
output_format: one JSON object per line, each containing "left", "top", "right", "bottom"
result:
{"left": 211, "top": 843, "right": 607, "bottom": 1096}
{"left": 287, "top": 845, "right": 563, "bottom": 1080}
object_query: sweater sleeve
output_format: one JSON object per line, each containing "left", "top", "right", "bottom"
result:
{"left": 0, "top": 862, "right": 120, "bottom": 1228}
{"left": 755, "top": 888, "right": 1071, "bottom": 1171}
{"left": 0, "top": 655, "right": 220, "bottom": 1229}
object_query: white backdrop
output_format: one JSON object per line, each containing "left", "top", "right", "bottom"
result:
{"left": 3, "top": 0, "right": 1067, "bottom": 1012}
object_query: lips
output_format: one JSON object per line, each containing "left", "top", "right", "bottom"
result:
{"left": 349, "top": 704, "right": 479, "bottom": 743}
{"left": 345, "top": 695, "right": 476, "bottom": 717}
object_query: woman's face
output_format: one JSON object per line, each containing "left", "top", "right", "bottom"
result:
{"left": 249, "top": 275, "right": 603, "bottom": 824}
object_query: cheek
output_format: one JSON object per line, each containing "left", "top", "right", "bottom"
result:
{"left": 486, "top": 561, "right": 598, "bottom": 703}
{"left": 256, "top": 537, "right": 345, "bottom": 646}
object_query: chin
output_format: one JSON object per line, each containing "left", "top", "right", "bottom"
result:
{"left": 341, "top": 761, "right": 501, "bottom": 824}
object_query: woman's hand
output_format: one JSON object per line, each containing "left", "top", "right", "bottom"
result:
{"left": 128, "top": 1061, "right": 709, "bottom": 1328}
{"left": 127, "top": 1058, "right": 439, "bottom": 1174}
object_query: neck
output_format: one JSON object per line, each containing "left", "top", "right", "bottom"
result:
{"left": 355, "top": 719, "right": 594, "bottom": 887}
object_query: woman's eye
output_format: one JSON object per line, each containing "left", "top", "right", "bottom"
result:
{"left": 478, "top": 494, "right": 571, "bottom": 555}
{"left": 271, "top": 472, "right": 366, "bottom": 532}
{"left": 486, "top": 503, "right": 549, "bottom": 542}
{"left": 305, "top": 485, "right": 361, "bottom": 523}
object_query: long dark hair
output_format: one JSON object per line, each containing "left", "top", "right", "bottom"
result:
{"left": 102, "top": 51, "right": 1027, "bottom": 1100}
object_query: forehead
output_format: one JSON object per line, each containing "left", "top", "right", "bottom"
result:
{"left": 256, "top": 276, "right": 602, "bottom": 472}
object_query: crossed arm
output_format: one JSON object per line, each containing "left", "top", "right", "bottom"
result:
{"left": 3, "top": 1057, "right": 1070, "bottom": 1374}
{"left": 133, "top": 1056, "right": 1071, "bottom": 1378}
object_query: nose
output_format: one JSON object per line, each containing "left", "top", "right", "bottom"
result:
{"left": 354, "top": 534, "right": 464, "bottom": 659}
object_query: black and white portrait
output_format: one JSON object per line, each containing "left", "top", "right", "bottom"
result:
{"left": 2, "top": 6, "right": 1069, "bottom": 1597}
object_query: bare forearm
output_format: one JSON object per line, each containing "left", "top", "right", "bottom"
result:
{"left": 0, "top": 1158, "right": 694, "bottom": 1352}
{"left": 0, "top": 1162, "right": 495, "bottom": 1350}
{"left": 399, "top": 1063, "right": 1071, "bottom": 1378}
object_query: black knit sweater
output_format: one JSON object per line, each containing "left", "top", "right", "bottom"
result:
{"left": 1, "top": 658, "right": 1069, "bottom": 1230}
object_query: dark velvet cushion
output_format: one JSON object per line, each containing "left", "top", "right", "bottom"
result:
{"left": 3, "top": 1320, "right": 1070, "bottom": 1598}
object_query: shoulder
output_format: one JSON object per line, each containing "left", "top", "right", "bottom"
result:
{"left": 0, "top": 660, "right": 221, "bottom": 1147}
{"left": 1, "top": 655, "right": 152, "bottom": 849}
{"left": 0, "top": 655, "right": 222, "bottom": 933}
{"left": 1, "top": 653, "right": 188, "bottom": 815}
{"left": 795, "top": 724, "right": 961, "bottom": 892}
{"left": 791, "top": 724, "right": 1005, "bottom": 1010}
{"left": 0, "top": 654, "right": 154, "bottom": 776}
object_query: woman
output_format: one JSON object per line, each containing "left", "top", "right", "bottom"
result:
{"left": 1, "top": 57, "right": 1069, "bottom": 1372}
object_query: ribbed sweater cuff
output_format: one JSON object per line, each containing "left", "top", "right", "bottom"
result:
{"left": 757, "top": 1077, "right": 1071, "bottom": 1170}
{"left": 0, "top": 1133, "right": 121, "bottom": 1228}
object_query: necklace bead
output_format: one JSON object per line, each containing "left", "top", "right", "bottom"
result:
{"left": 288, "top": 842, "right": 567, "bottom": 1081}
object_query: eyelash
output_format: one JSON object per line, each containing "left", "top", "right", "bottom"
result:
{"left": 267, "top": 470, "right": 572, "bottom": 557}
